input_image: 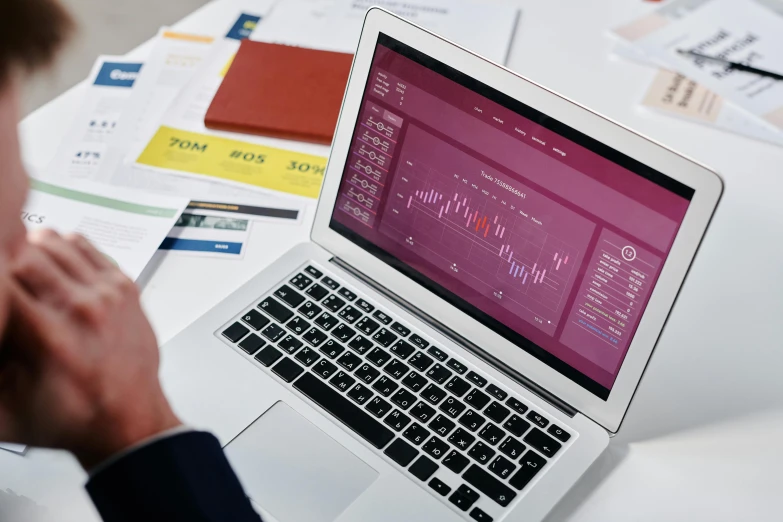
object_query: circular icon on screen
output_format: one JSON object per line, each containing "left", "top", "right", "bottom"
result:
{"left": 622, "top": 246, "right": 636, "bottom": 262}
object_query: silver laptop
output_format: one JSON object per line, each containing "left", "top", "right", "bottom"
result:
{"left": 159, "top": 8, "right": 722, "bottom": 522}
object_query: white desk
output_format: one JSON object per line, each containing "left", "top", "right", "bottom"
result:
{"left": 6, "top": 1, "right": 783, "bottom": 521}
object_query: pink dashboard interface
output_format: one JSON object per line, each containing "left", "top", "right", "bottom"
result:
{"left": 331, "top": 35, "right": 693, "bottom": 399}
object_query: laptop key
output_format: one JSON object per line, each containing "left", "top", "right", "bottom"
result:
{"left": 421, "top": 384, "right": 447, "bottom": 405}
{"left": 403, "top": 422, "right": 430, "bottom": 446}
{"left": 485, "top": 402, "right": 511, "bottom": 424}
{"left": 409, "top": 351, "right": 434, "bottom": 372}
{"left": 429, "top": 477, "right": 452, "bottom": 496}
{"left": 445, "top": 376, "right": 471, "bottom": 397}
{"left": 448, "top": 428, "right": 475, "bottom": 451}
{"left": 391, "top": 389, "right": 416, "bottom": 410}
{"left": 278, "top": 335, "right": 303, "bottom": 354}
{"left": 347, "top": 334, "right": 373, "bottom": 355}
{"left": 274, "top": 285, "right": 305, "bottom": 308}
{"left": 506, "top": 397, "right": 528, "bottom": 415}
{"left": 347, "top": 383, "right": 372, "bottom": 405}
{"left": 338, "top": 305, "right": 362, "bottom": 324}
{"left": 294, "top": 346, "right": 320, "bottom": 367}
{"left": 390, "top": 340, "right": 415, "bottom": 360}
{"left": 427, "top": 346, "right": 448, "bottom": 362}
{"left": 440, "top": 396, "right": 467, "bottom": 418}
{"left": 293, "top": 373, "right": 394, "bottom": 449}
{"left": 479, "top": 423, "right": 506, "bottom": 446}
{"left": 486, "top": 384, "right": 507, "bottom": 401}
{"left": 372, "top": 375, "right": 398, "bottom": 397}
{"left": 524, "top": 428, "right": 561, "bottom": 458}
{"left": 548, "top": 424, "right": 571, "bottom": 443}
{"left": 468, "top": 441, "right": 495, "bottom": 464}
{"left": 443, "top": 450, "right": 470, "bottom": 473}
{"left": 384, "top": 409, "right": 411, "bottom": 432}
{"left": 355, "top": 363, "right": 380, "bottom": 384}
{"left": 409, "top": 455, "right": 438, "bottom": 480}
{"left": 286, "top": 316, "right": 310, "bottom": 336}
{"left": 423, "top": 436, "right": 449, "bottom": 460}
{"left": 426, "top": 364, "right": 452, "bottom": 384}
{"left": 241, "top": 309, "right": 270, "bottom": 331}
{"left": 367, "top": 347, "right": 392, "bottom": 367}
{"left": 463, "top": 465, "right": 516, "bottom": 508}
{"left": 272, "top": 358, "right": 304, "bottom": 383}
{"left": 319, "top": 339, "right": 345, "bottom": 359}
{"left": 313, "top": 312, "right": 340, "bottom": 332}
{"left": 322, "top": 294, "right": 346, "bottom": 312}
{"left": 355, "top": 316, "right": 381, "bottom": 335}
{"left": 337, "top": 351, "right": 362, "bottom": 371}
{"left": 446, "top": 359, "right": 468, "bottom": 375}
{"left": 297, "top": 301, "right": 322, "bottom": 320}
{"left": 409, "top": 333, "right": 429, "bottom": 349}
{"left": 466, "top": 371, "right": 488, "bottom": 388}
{"left": 372, "top": 309, "right": 393, "bottom": 325}
{"left": 254, "top": 346, "right": 282, "bottom": 367}
{"left": 302, "top": 327, "right": 328, "bottom": 347}
{"left": 305, "top": 284, "right": 329, "bottom": 302}
{"left": 410, "top": 402, "right": 436, "bottom": 423}
{"left": 526, "top": 410, "right": 549, "bottom": 429}
{"left": 402, "top": 371, "right": 427, "bottom": 392}
{"left": 239, "top": 334, "right": 266, "bottom": 355}
{"left": 337, "top": 287, "right": 357, "bottom": 302}
{"left": 259, "top": 297, "right": 294, "bottom": 323}
{"left": 365, "top": 396, "right": 392, "bottom": 418}
{"left": 503, "top": 415, "right": 531, "bottom": 438}
{"left": 383, "top": 438, "right": 417, "bottom": 466}
{"left": 459, "top": 410, "right": 486, "bottom": 432}
{"left": 470, "top": 508, "right": 493, "bottom": 522}
{"left": 429, "top": 414, "right": 456, "bottom": 437}
{"left": 289, "top": 273, "right": 313, "bottom": 290}
{"left": 488, "top": 455, "right": 516, "bottom": 481}
{"left": 331, "top": 323, "right": 356, "bottom": 343}
{"left": 322, "top": 276, "right": 340, "bottom": 290}
{"left": 499, "top": 436, "right": 526, "bottom": 460}
{"left": 372, "top": 328, "right": 398, "bottom": 347}
{"left": 222, "top": 322, "right": 249, "bottom": 343}
{"left": 304, "top": 265, "right": 323, "bottom": 279}
{"left": 510, "top": 451, "right": 546, "bottom": 490}
{"left": 355, "top": 299, "right": 374, "bottom": 314}
{"left": 449, "top": 490, "right": 476, "bottom": 512}
{"left": 261, "top": 323, "right": 286, "bottom": 343}
{"left": 313, "top": 359, "right": 338, "bottom": 379}
{"left": 329, "top": 370, "right": 356, "bottom": 392}
{"left": 390, "top": 322, "right": 411, "bottom": 337}
{"left": 384, "top": 359, "right": 409, "bottom": 380}
{"left": 465, "top": 389, "right": 491, "bottom": 410}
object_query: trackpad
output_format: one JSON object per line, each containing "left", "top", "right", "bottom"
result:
{"left": 224, "top": 402, "right": 378, "bottom": 522}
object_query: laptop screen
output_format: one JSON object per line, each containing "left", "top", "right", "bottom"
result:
{"left": 329, "top": 34, "right": 694, "bottom": 400}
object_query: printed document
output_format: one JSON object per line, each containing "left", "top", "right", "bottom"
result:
{"left": 251, "top": 0, "right": 520, "bottom": 65}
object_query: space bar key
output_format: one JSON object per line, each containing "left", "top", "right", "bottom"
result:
{"left": 293, "top": 373, "right": 395, "bottom": 449}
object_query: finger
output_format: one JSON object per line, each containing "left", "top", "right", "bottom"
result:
{"left": 11, "top": 243, "right": 78, "bottom": 305}
{"left": 28, "top": 229, "right": 97, "bottom": 284}
{"left": 64, "top": 233, "right": 114, "bottom": 271}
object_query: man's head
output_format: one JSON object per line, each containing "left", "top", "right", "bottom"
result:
{"left": 0, "top": 0, "right": 72, "bottom": 334}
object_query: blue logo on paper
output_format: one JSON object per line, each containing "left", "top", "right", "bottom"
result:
{"left": 93, "top": 62, "right": 143, "bottom": 88}
{"left": 225, "top": 13, "right": 261, "bottom": 41}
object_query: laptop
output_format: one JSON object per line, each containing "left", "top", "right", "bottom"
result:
{"left": 159, "top": 8, "right": 722, "bottom": 522}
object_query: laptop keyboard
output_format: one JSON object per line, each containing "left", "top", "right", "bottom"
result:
{"left": 219, "top": 263, "right": 575, "bottom": 521}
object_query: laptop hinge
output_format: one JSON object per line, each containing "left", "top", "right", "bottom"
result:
{"left": 330, "top": 256, "right": 578, "bottom": 418}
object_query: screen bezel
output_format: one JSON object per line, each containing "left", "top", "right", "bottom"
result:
{"left": 312, "top": 8, "right": 723, "bottom": 433}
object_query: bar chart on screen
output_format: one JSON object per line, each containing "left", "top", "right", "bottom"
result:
{"left": 380, "top": 126, "right": 596, "bottom": 336}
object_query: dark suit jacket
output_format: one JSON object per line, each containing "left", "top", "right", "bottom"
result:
{"left": 86, "top": 431, "right": 261, "bottom": 522}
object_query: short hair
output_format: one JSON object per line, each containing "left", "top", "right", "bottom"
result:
{"left": 0, "top": 0, "right": 72, "bottom": 87}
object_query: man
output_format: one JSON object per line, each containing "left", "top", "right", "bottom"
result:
{"left": 0, "top": 1, "right": 261, "bottom": 520}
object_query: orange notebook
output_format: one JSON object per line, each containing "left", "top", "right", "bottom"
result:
{"left": 205, "top": 41, "right": 354, "bottom": 145}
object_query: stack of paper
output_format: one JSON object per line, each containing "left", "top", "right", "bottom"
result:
{"left": 611, "top": 0, "right": 783, "bottom": 147}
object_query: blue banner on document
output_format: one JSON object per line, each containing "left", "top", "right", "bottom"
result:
{"left": 160, "top": 238, "right": 243, "bottom": 255}
{"left": 225, "top": 13, "right": 261, "bottom": 40}
{"left": 94, "top": 62, "right": 143, "bottom": 88}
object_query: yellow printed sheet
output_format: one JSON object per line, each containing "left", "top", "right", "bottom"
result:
{"left": 136, "top": 126, "right": 327, "bottom": 199}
